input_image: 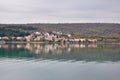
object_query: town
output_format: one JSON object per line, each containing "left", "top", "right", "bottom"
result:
{"left": 0, "top": 31, "right": 99, "bottom": 43}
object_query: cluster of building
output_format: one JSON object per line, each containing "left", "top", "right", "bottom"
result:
{"left": 0, "top": 31, "right": 98, "bottom": 43}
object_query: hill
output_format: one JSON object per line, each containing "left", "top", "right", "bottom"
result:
{"left": 0, "top": 23, "right": 120, "bottom": 38}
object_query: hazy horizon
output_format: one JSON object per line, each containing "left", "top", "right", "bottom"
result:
{"left": 0, "top": 22, "right": 120, "bottom": 25}
{"left": 0, "top": 0, "right": 120, "bottom": 23}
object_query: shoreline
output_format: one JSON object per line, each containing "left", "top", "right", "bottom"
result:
{"left": 5, "top": 41, "right": 120, "bottom": 45}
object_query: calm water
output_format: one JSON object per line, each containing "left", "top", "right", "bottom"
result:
{"left": 0, "top": 43, "right": 120, "bottom": 80}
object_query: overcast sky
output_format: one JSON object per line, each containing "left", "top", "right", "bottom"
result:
{"left": 0, "top": 0, "right": 120, "bottom": 23}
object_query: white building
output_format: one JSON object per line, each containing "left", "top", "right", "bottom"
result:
{"left": 88, "top": 39, "right": 97, "bottom": 42}
{"left": 35, "top": 32, "right": 41, "bottom": 35}
{"left": 79, "top": 38, "right": 86, "bottom": 42}
{"left": 74, "top": 39, "right": 80, "bottom": 42}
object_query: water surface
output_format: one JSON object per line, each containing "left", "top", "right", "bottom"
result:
{"left": 0, "top": 43, "right": 120, "bottom": 80}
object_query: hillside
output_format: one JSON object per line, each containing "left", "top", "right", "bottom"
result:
{"left": 0, "top": 23, "right": 120, "bottom": 38}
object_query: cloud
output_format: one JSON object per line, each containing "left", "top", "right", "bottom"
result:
{"left": 0, "top": 0, "right": 120, "bottom": 23}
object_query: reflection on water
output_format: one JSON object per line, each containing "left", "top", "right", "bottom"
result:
{"left": 0, "top": 43, "right": 120, "bottom": 62}
{"left": 0, "top": 43, "right": 120, "bottom": 80}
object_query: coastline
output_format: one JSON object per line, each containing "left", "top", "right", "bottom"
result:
{"left": 5, "top": 41, "right": 120, "bottom": 45}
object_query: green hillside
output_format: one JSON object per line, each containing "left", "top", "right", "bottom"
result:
{"left": 27, "top": 23, "right": 120, "bottom": 38}
{"left": 0, "top": 23, "right": 120, "bottom": 38}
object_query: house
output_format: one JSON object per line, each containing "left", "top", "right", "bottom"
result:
{"left": 79, "top": 38, "right": 86, "bottom": 42}
{"left": 66, "top": 34, "right": 71, "bottom": 38}
{"left": 44, "top": 33, "right": 49, "bottom": 37}
{"left": 17, "top": 37, "right": 22, "bottom": 40}
{"left": 52, "top": 35, "right": 59, "bottom": 42}
{"left": 34, "top": 32, "right": 41, "bottom": 35}
{"left": 16, "top": 37, "right": 25, "bottom": 41}
{"left": 44, "top": 33, "right": 53, "bottom": 41}
{"left": 74, "top": 39, "right": 80, "bottom": 42}
{"left": 34, "top": 36, "right": 41, "bottom": 41}
{"left": 52, "top": 31, "right": 62, "bottom": 35}
{"left": 44, "top": 33, "right": 58, "bottom": 41}
{"left": 88, "top": 39, "right": 97, "bottom": 42}
{"left": 1, "top": 36, "right": 9, "bottom": 40}
{"left": 25, "top": 35, "right": 31, "bottom": 42}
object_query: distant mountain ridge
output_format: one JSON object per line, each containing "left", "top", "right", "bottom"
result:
{"left": 0, "top": 23, "right": 120, "bottom": 38}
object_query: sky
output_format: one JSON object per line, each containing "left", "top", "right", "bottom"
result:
{"left": 0, "top": 0, "right": 120, "bottom": 23}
